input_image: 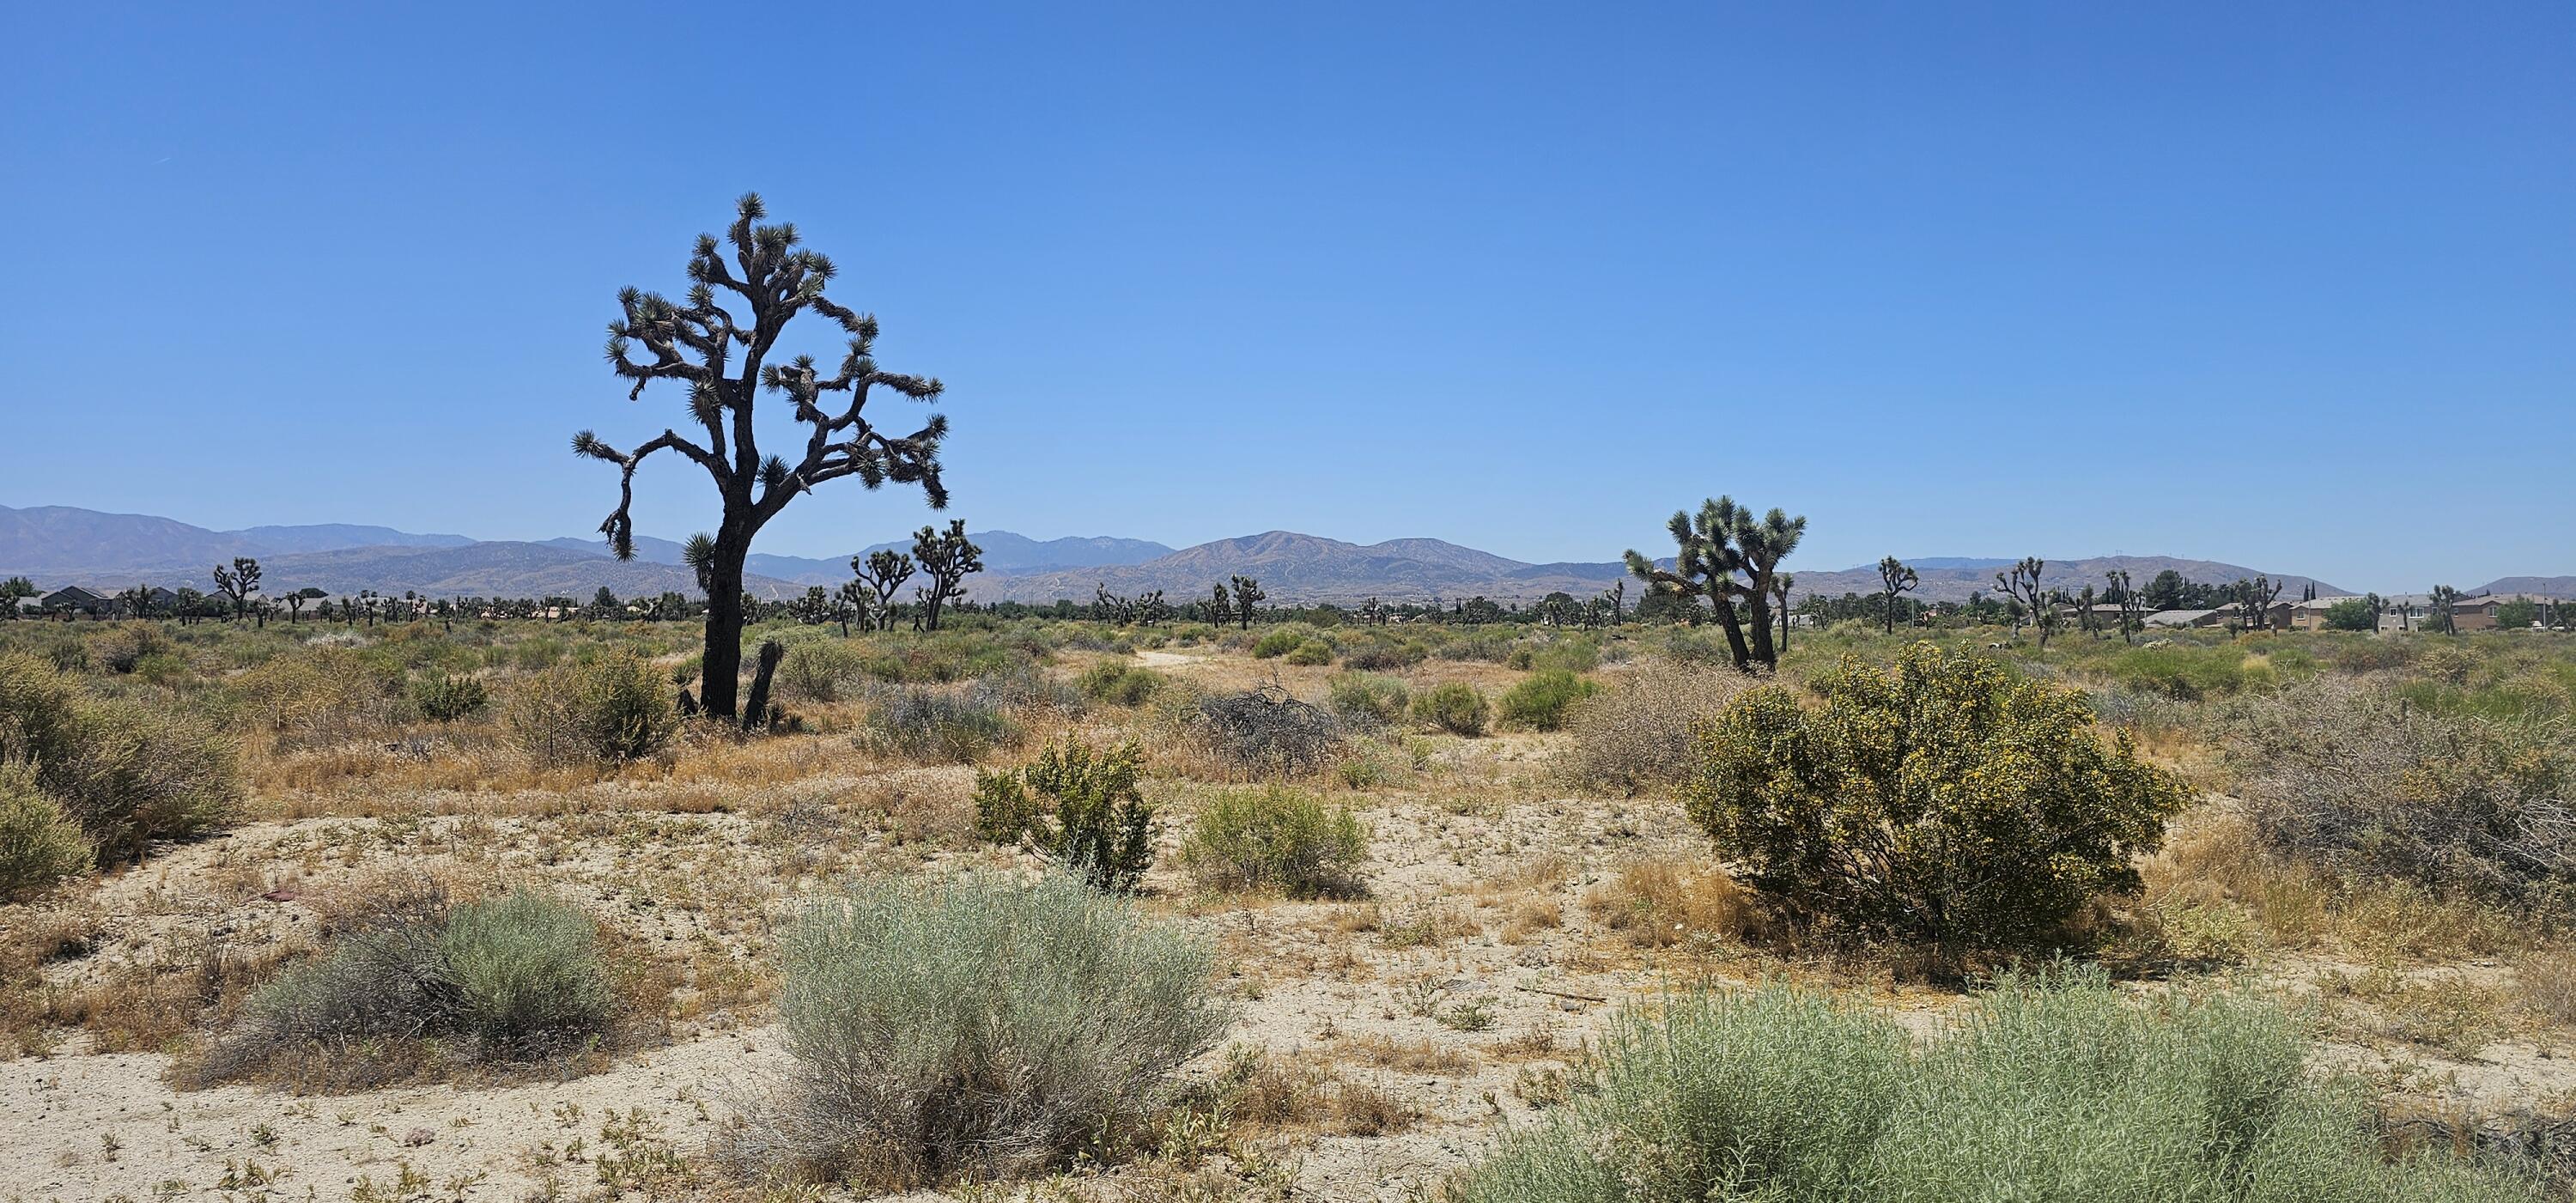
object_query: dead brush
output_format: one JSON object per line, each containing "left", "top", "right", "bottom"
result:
{"left": 1555, "top": 662, "right": 1750, "bottom": 797}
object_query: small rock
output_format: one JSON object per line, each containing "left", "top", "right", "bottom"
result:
{"left": 403, "top": 1127, "right": 434, "bottom": 1147}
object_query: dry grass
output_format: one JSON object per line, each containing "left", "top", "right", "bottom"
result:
{"left": 1584, "top": 858, "right": 1761, "bottom": 948}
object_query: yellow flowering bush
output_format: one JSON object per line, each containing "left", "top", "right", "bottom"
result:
{"left": 1685, "top": 642, "right": 2188, "bottom": 951}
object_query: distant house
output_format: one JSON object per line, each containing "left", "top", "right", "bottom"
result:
{"left": 2142, "top": 608, "right": 2223, "bottom": 629}
{"left": 39, "top": 586, "right": 112, "bottom": 617}
{"left": 2287, "top": 596, "right": 2364, "bottom": 631}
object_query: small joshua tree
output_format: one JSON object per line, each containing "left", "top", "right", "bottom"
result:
{"left": 2430, "top": 584, "right": 2461, "bottom": 635}
{"left": 212, "top": 556, "right": 261, "bottom": 625}
{"left": 910, "top": 520, "right": 981, "bottom": 632}
{"left": 1205, "top": 583, "right": 1233, "bottom": 627}
{"left": 0, "top": 577, "right": 33, "bottom": 620}
{"left": 574, "top": 193, "right": 952, "bottom": 720}
{"left": 1994, "top": 557, "right": 2055, "bottom": 648}
{"left": 1228, "top": 576, "right": 1265, "bottom": 629}
{"left": 1877, "top": 556, "right": 1917, "bottom": 635}
{"left": 850, "top": 549, "right": 913, "bottom": 632}
{"left": 2106, "top": 569, "right": 2145, "bottom": 646}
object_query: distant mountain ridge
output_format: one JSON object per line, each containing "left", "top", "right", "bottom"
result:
{"left": 12, "top": 501, "right": 2556, "bottom": 606}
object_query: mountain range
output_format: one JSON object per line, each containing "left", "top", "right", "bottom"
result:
{"left": 10, "top": 501, "right": 2562, "bottom": 607}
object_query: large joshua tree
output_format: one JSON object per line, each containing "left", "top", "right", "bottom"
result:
{"left": 1626, "top": 496, "right": 1805, "bottom": 673}
{"left": 1995, "top": 557, "right": 2056, "bottom": 648}
{"left": 910, "top": 520, "right": 981, "bottom": 632}
{"left": 574, "top": 194, "right": 951, "bottom": 719}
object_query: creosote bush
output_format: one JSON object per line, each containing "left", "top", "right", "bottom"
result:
{"left": 1451, "top": 970, "right": 2543, "bottom": 1203}
{"left": 409, "top": 671, "right": 489, "bottom": 722}
{"left": 856, "top": 677, "right": 1031, "bottom": 764}
{"left": 974, "top": 737, "right": 1156, "bottom": 891}
{"left": 1497, "top": 668, "right": 1599, "bottom": 732}
{"left": 1076, "top": 660, "right": 1164, "bottom": 707}
{"left": 720, "top": 872, "right": 1230, "bottom": 1189}
{"left": 199, "top": 880, "right": 612, "bottom": 1085}
{"left": 0, "top": 763, "right": 92, "bottom": 902}
{"left": 1687, "top": 643, "right": 2188, "bottom": 952}
{"left": 505, "top": 651, "right": 678, "bottom": 766}
{"left": 1412, "top": 681, "right": 1490, "bottom": 737}
{"left": 1181, "top": 787, "right": 1369, "bottom": 898}
{"left": 0, "top": 651, "right": 240, "bottom": 865}
{"left": 1284, "top": 639, "right": 1334, "bottom": 666}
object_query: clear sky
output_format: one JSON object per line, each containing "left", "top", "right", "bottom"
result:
{"left": 3, "top": 3, "right": 2567, "bottom": 592}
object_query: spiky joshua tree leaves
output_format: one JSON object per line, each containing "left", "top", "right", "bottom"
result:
{"left": 212, "top": 556, "right": 261, "bottom": 625}
{"left": 910, "top": 520, "right": 981, "bottom": 632}
{"left": 1877, "top": 556, "right": 1917, "bottom": 635}
{"left": 574, "top": 194, "right": 952, "bottom": 719}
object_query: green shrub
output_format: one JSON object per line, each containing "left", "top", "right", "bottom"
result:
{"left": 726, "top": 872, "right": 1230, "bottom": 1188}
{"left": 973, "top": 738, "right": 1156, "bottom": 891}
{"left": 1451, "top": 970, "right": 2540, "bottom": 1203}
{"left": 204, "top": 882, "right": 611, "bottom": 1084}
{"left": 2324, "top": 598, "right": 2378, "bottom": 632}
{"left": 1327, "top": 672, "right": 1410, "bottom": 726}
{"left": 505, "top": 651, "right": 678, "bottom": 765}
{"left": 1412, "top": 682, "right": 1490, "bottom": 736}
{"left": 1687, "top": 643, "right": 2188, "bottom": 951}
{"left": 2104, "top": 642, "right": 2256, "bottom": 700}
{"left": 1498, "top": 668, "right": 1599, "bottom": 732}
{"left": 778, "top": 639, "right": 866, "bottom": 702}
{"left": 1076, "top": 661, "right": 1164, "bottom": 707}
{"left": 409, "top": 672, "right": 489, "bottom": 722}
{"left": 0, "top": 763, "right": 92, "bottom": 902}
{"left": 1181, "top": 787, "right": 1369, "bottom": 898}
{"left": 86, "top": 622, "right": 171, "bottom": 674}
{"left": 0, "top": 652, "right": 241, "bottom": 864}
{"left": 1251, "top": 629, "right": 1306, "bottom": 659}
{"left": 438, "top": 890, "right": 616, "bottom": 1054}
{"left": 1284, "top": 639, "right": 1334, "bottom": 666}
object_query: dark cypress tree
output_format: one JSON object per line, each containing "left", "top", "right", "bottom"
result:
{"left": 574, "top": 194, "right": 951, "bottom": 719}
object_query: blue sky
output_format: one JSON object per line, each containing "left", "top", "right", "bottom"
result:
{"left": 3, "top": 3, "right": 2567, "bottom": 591}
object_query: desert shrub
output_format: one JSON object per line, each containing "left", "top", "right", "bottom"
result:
{"left": 973, "top": 737, "right": 1155, "bottom": 891}
{"left": 1450, "top": 970, "right": 2541, "bottom": 1203}
{"left": 1327, "top": 672, "right": 1411, "bottom": 727}
{"left": 506, "top": 651, "right": 678, "bottom": 765}
{"left": 0, "top": 653, "right": 241, "bottom": 864}
{"left": 1284, "top": 639, "right": 1334, "bottom": 666}
{"left": 721, "top": 872, "right": 1230, "bottom": 1188}
{"left": 228, "top": 647, "right": 407, "bottom": 749}
{"left": 778, "top": 638, "right": 867, "bottom": 702}
{"left": 2216, "top": 675, "right": 2576, "bottom": 905}
{"left": 1687, "top": 643, "right": 2189, "bottom": 951}
{"left": 203, "top": 882, "right": 611, "bottom": 1083}
{"left": 1434, "top": 633, "right": 1516, "bottom": 663}
{"left": 1076, "top": 661, "right": 1164, "bottom": 707}
{"left": 1251, "top": 629, "right": 1307, "bottom": 659}
{"left": 1559, "top": 664, "right": 1749, "bottom": 796}
{"left": 0, "top": 763, "right": 91, "bottom": 902}
{"left": 1340, "top": 636, "right": 1427, "bottom": 671}
{"left": 1497, "top": 668, "right": 1598, "bottom": 732}
{"left": 857, "top": 682, "right": 1024, "bottom": 764}
{"left": 408, "top": 671, "right": 489, "bottom": 722}
{"left": 85, "top": 623, "right": 170, "bottom": 674}
{"left": 2104, "top": 642, "right": 2258, "bottom": 700}
{"left": 1412, "top": 681, "right": 1490, "bottom": 736}
{"left": 1193, "top": 684, "right": 1342, "bottom": 778}
{"left": 1181, "top": 787, "right": 1369, "bottom": 898}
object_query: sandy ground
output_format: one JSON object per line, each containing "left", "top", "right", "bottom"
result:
{"left": 7, "top": 647, "right": 2573, "bottom": 1201}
